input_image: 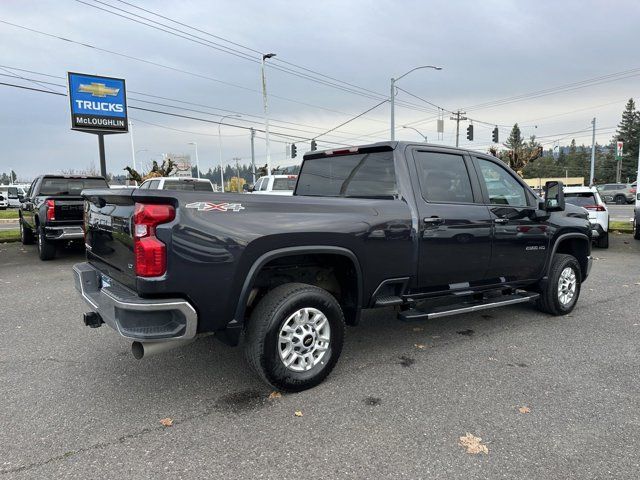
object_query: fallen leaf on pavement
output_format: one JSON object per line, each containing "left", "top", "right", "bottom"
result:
{"left": 294, "top": 410, "right": 303, "bottom": 417}
{"left": 414, "top": 343, "right": 426, "bottom": 349}
{"left": 458, "top": 433, "right": 488, "bottom": 454}
{"left": 268, "top": 391, "right": 282, "bottom": 399}
{"left": 159, "top": 418, "right": 173, "bottom": 427}
{"left": 518, "top": 406, "right": 531, "bottom": 414}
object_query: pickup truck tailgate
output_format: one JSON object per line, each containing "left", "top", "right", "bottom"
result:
{"left": 54, "top": 197, "right": 84, "bottom": 221}
{"left": 84, "top": 190, "right": 137, "bottom": 289}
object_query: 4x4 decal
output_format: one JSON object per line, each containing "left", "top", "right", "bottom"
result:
{"left": 185, "top": 201, "right": 245, "bottom": 212}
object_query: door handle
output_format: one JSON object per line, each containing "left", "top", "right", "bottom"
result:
{"left": 494, "top": 218, "right": 509, "bottom": 224}
{"left": 423, "top": 216, "right": 444, "bottom": 225}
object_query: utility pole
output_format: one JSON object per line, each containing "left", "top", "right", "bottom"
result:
{"left": 450, "top": 110, "right": 467, "bottom": 147}
{"left": 97, "top": 134, "right": 106, "bottom": 178}
{"left": 250, "top": 128, "right": 256, "bottom": 184}
{"left": 262, "top": 53, "right": 276, "bottom": 174}
{"left": 589, "top": 117, "right": 596, "bottom": 186}
{"left": 129, "top": 120, "right": 136, "bottom": 172}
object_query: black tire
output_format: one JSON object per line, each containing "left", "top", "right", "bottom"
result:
{"left": 614, "top": 195, "right": 626, "bottom": 205}
{"left": 634, "top": 220, "right": 640, "bottom": 240}
{"left": 37, "top": 227, "right": 56, "bottom": 260}
{"left": 244, "top": 283, "right": 345, "bottom": 392}
{"left": 19, "top": 218, "right": 34, "bottom": 245}
{"left": 537, "top": 254, "right": 581, "bottom": 316}
{"left": 595, "top": 231, "right": 609, "bottom": 249}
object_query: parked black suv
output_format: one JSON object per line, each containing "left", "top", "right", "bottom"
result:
{"left": 19, "top": 175, "right": 108, "bottom": 260}
{"left": 74, "top": 143, "right": 593, "bottom": 391}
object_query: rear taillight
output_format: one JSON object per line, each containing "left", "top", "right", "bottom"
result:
{"left": 631, "top": 188, "right": 637, "bottom": 195}
{"left": 133, "top": 203, "right": 175, "bottom": 277}
{"left": 46, "top": 200, "right": 55, "bottom": 221}
{"left": 584, "top": 204, "right": 606, "bottom": 211}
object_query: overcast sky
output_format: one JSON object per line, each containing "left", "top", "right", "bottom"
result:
{"left": 1, "top": 0, "right": 639, "bottom": 181}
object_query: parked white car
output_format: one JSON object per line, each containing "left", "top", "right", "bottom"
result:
{"left": 138, "top": 177, "right": 214, "bottom": 192}
{"left": 0, "top": 191, "right": 8, "bottom": 210}
{"left": 564, "top": 186, "right": 609, "bottom": 248}
{"left": 249, "top": 175, "right": 297, "bottom": 196}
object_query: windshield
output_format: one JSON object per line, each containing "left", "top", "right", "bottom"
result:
{"left": 39, "top": 178, "right": 108, "bottom": 195}
{"left": 272, "top": 178, "right": 296, "bottom": 191}
{"left": 296, "top": 151, "right": 397, "bottom": 198}
{"left": 565, "top": 192, "right": 597, "bottom": 207}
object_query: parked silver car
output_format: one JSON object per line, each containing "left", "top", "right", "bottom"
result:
{"left": 596, "top": 183, "right": 635, "bottom": 204}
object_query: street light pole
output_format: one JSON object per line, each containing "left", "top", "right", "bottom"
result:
{"left": 188, "top": 142, "right": 200, "bottom": 179}
{"left": 129, "top": 120, "right": 136, "bottom": 172}
{"left": 262, "top": 53, "right": 276, "bottom": 174}
{"left": 589, "top": 117, "right": 596, "bottom": 186}
{"left": 390, "top": 65, "right": 442, "bottom": 141}
{"left": 218, "top": 114, "right": 242, "bottom": 191}
{"left": 402, "top": 125, "right": 428, "bottom": 142}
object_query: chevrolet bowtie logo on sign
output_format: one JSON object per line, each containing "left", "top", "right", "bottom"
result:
{"left": 78, "top": 82, "right": 120, "bottom": 98}
{"left": 68, "top": 72, "right": 128, "bottom": 133}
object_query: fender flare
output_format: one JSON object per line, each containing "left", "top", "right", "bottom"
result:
{"left": 232, "top": 245, "right": 363, "bottom": 326}
{"left": 545, "top": 232, "right": 590, "bottom": 278}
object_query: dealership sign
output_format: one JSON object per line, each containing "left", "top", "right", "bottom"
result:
{"left": 67, "top": 72, "right": 128, "bottom": 133}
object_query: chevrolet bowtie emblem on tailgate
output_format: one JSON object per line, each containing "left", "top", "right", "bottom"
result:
{"left": 185, "top": 202, "right": 245, "bottom": 212}
{"left": 78, "top": 82, "right": 120, "bottom": 97}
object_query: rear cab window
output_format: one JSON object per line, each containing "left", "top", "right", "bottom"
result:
{"left": 39, "top": 177, "right": 108, "bottom": 195}
{"left": 273, "top": 177, "right": 297, "bottom": 191}
{"left": 296, "top": 149, "right": 397, "bottom": 198}
{"left": 162, "top": 180, "right": 213, "bottom": 191}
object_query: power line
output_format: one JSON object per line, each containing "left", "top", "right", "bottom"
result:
{"left": 73, "top": 0, "right": 437, "bottom": 114}
{"left": 310, "top": 99, "right": 388, "bottom": 140}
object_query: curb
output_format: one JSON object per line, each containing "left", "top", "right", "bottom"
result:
{"left": 0, "top": 218, "right": 19, "bottom": 224}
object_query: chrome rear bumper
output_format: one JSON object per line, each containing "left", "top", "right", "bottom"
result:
{"left": 73, "top": 262, "right": 198, "bottom": 341}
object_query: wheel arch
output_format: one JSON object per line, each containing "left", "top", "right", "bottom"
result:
{"left": 547, "top": 233, "right": 590, "bottom": 280}
{"left": 233, "top": 246, "right": 363, "bottom": 330}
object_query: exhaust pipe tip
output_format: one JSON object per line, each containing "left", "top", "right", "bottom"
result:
{"left": 131, "top": 339, "right": 194, "bottom": 360}
{"left": 131, "top": 341, "right": 144, "bottom": 360}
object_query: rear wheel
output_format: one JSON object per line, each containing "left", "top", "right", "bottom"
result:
{"left": 537, "top": 254, "right": 581, "bottom": 316}
{"left": 37, "top": 227, "right": 56, "bottom": 260}
{"left": 614, "top": 195, "right": 626, "bottom": 205}
{"left": 595, "top": 231, "right": 609, "bottom": 248}
{"left": 244, "top": 283, "right": 345, "bottom": 392}
{"left": 19, "top": 218, "right": 34, "bottom": 245}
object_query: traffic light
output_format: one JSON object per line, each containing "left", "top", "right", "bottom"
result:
{"left": 291, "top": 143, "right": 297, "bottom": 158}
{"left": 310, "top": 139, "right": 317, "bottom": 151}
{"left": 466, "top": 124, "right": 474, "bottom": 141}
{"left": 492, "top": 127, "right": 499, "bottom": 143}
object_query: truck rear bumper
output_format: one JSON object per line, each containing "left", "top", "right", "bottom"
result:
{"left": 46, "top": 225, "right": 84, "bottom": 240}
{"left": 73, "top": 262, "right": 198, "bottom": 341}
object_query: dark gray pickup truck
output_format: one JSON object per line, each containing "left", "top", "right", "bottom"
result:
{"left": 74, "top": 142, "right": 593, "bottom": 391}
{"left": 19, "top": 175, "right": 109, "bottom": 260}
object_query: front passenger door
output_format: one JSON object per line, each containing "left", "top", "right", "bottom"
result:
{"left": 474, "top": 157, "right": 548, "bottom": 282}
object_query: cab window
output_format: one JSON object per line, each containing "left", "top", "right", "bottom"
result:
{"left": 413, "top": 151, "right": 474, "bottom": 203}
{"left": 476, "top": 158, "right": 528, "bottom": 207}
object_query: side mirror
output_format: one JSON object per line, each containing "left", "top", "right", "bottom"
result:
{"left": 543, "top": 181, "right": 565, "bottom": 211}
{"left": 247, "top": 185, "right": 255, "bottom": 192}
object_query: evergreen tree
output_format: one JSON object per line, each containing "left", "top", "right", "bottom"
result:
{"left": 612, "top": 98, "right": 640, "bottom": 182}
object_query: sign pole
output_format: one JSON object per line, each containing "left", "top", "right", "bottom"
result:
{"left": 98, "top": 133, "right": 107, "bottom": 178}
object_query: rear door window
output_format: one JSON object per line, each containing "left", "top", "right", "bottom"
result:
{"left": 413, "top": 151, "right": 474, "bottom": 203}
{"left": 273, "top": 178, "right": 296, "bottom": 191}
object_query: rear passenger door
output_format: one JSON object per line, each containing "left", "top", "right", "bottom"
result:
{"left": 472, "top": 156, "right": 548, "bottom": 282}
{"left": 409, "top": 148, "right": 493, "bottom": 290}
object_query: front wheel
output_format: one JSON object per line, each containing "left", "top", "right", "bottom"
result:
{"left": 634, "top": 219, "right": 640, "bottom": 240}
{"left": 537, "top": 254, "right": 581, "bottom": 315}
{"left": 244, "top": 283, "right": 345, "bottom": 392}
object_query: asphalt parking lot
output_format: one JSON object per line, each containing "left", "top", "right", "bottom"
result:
{"left": 1, "top": 237, "right": 639, "bottom": 479}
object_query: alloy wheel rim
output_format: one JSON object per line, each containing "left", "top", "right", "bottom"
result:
{"left": 557, "top": 266, "right": 577, "bottom": 306}
{"left": 278, "top": 307, "right": 331, "bottom": 372}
